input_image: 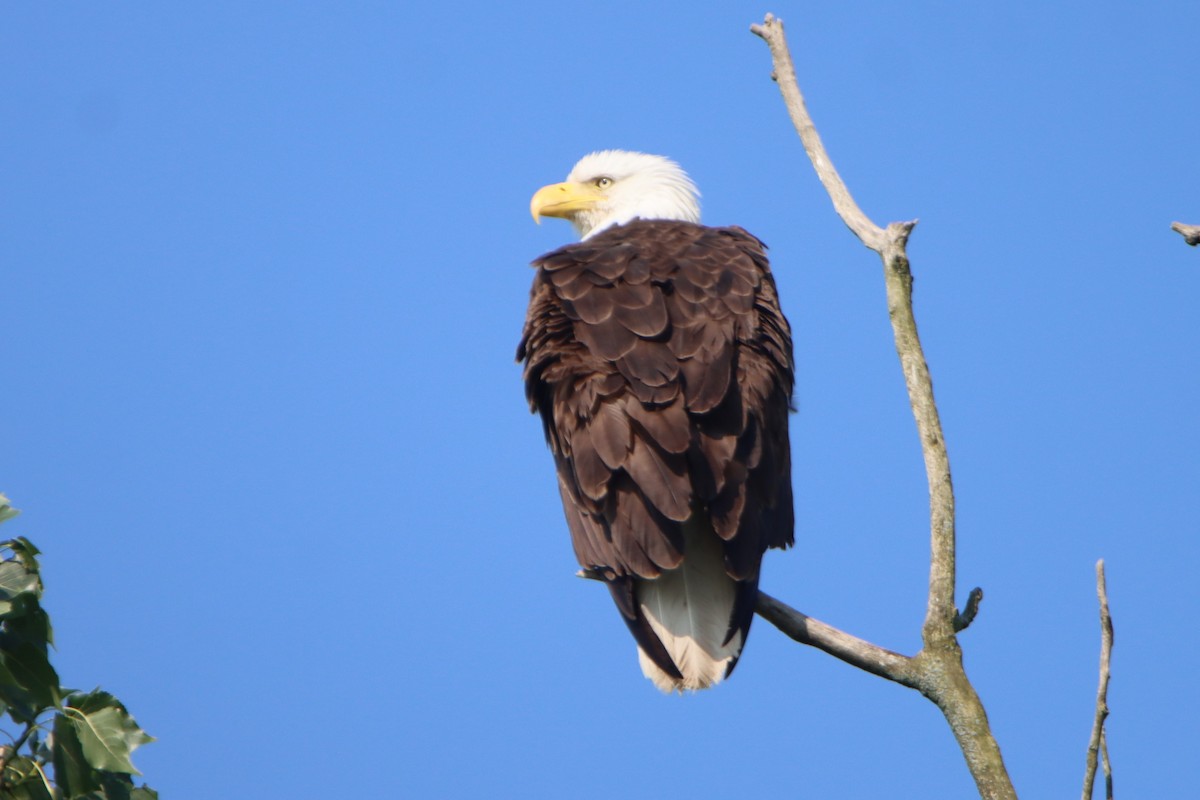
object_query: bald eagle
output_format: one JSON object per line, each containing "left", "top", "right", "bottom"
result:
{"left": 518, "top": 151, "right": 794, "bottom": 692}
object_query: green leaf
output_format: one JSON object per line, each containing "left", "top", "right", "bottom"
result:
{"left": 0, "top": 561, "right": 39, "bottom": 602}
{"left": 0, "top": 595, "right": 59, "bottom": 710}
{"left": 0, "top": 639, "right": 60, "bottom": 711}
{"left": 65, "top": 693, "right": 154, "bottom": 776}
{"left": 0, "top": 754, "right": 49, "bottom": 800}
{"left": 4, "top": 599, "right": 53, "bottom": 650}
{"left": 52, "top": 712, "right": 102, "bottom": 799}
{"left": 1, "top": 769, "right": 55, "bottom": 800}
{"left": 3, "top": 538, "right": 42, "bottom": 576}
{"left": 0, "top": 656, "right": 38, "bottom": 724}
{"left": 0, "top": 494, "right": 19, "bottom": 525}
{"left": 0, "top": 755, "right": 55, "bottom": 800}
{"left": 85, "top": 772, "right": 135, "bottom": 800}
{"left": 5, "top": 780, "right": 55, "bottom": 800}
{"left": 86, "top": 773, "right": 158, "bottom": 800}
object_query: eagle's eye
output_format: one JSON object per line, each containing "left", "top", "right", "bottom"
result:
{"left": 594, "top": 176, "right": 613, "bottom": 189}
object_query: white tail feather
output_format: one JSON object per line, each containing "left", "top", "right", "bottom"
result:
{"left": 636, "top": 517, "right": 742, "bottom": 692}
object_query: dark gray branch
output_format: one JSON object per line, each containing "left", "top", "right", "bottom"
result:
{"left": 953, "top": 588, "right": 985, "bottom": 633}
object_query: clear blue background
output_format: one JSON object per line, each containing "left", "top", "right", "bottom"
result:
{"left": 2, "top": 3, "right": 1196, "bottom": 797}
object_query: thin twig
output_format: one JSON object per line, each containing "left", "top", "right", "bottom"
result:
{"left": 953, "top": 587, "right": 985, "bottom": 632}
{"left": 749, "top": 16, "right": 883, "bottom": 249}
{"left": 1082, "top": 560, "right": 1114, "bottom": 800}
{"left": 1101, "top": 731, "right": 1113, "bottom": 799}
{"left": 1170, "top": 222, "right": 1200, "bottom": 246}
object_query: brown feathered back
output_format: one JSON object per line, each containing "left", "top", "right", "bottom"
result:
{"left": 518, "top": 219, "right": 794, "bottom": 689}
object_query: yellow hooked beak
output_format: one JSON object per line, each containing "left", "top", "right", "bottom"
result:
{"left": 530, "top": 181, "right": 605, "bottom": 224}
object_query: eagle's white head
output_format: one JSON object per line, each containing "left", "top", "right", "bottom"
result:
{"left": 530, "top": 150, "right": 701, "bottom": 240}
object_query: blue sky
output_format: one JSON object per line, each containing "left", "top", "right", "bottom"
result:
{"left": 2, "top": 2, "right": 1197, "bottom": 797}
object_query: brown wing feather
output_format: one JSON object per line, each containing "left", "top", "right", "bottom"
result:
{"left": 519, "top": 219, "right": 794, "bottom": 680}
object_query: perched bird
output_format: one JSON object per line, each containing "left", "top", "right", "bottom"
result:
{"left": 518, "top": 150, "right": 794, "bottom": 691}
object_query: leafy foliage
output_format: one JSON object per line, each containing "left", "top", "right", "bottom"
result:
{"left": 0, "top": 495, "right": 155, "bottom": 799}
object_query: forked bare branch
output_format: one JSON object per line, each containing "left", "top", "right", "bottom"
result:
{"left": 750, "top": 13, "right": 1015, "bottom": 799}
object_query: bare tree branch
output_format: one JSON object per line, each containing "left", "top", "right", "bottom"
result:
{"left": 1170, "top": 222, "right": 1200, "bottom": 246}
{"left": 1101, "top": 732, "right": 1113, "bottom": 799}
{"left": 750, "top": 14, "right": 1016, "bottom": 799}
{"left": 748, "top": 16, "right": 884, "bottom": 250}
{"left": 755, "top": 591, "right": 916, "bottom": 685}
{"left": 1082, "top": 560, "right": 1115, "bottom": 800}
